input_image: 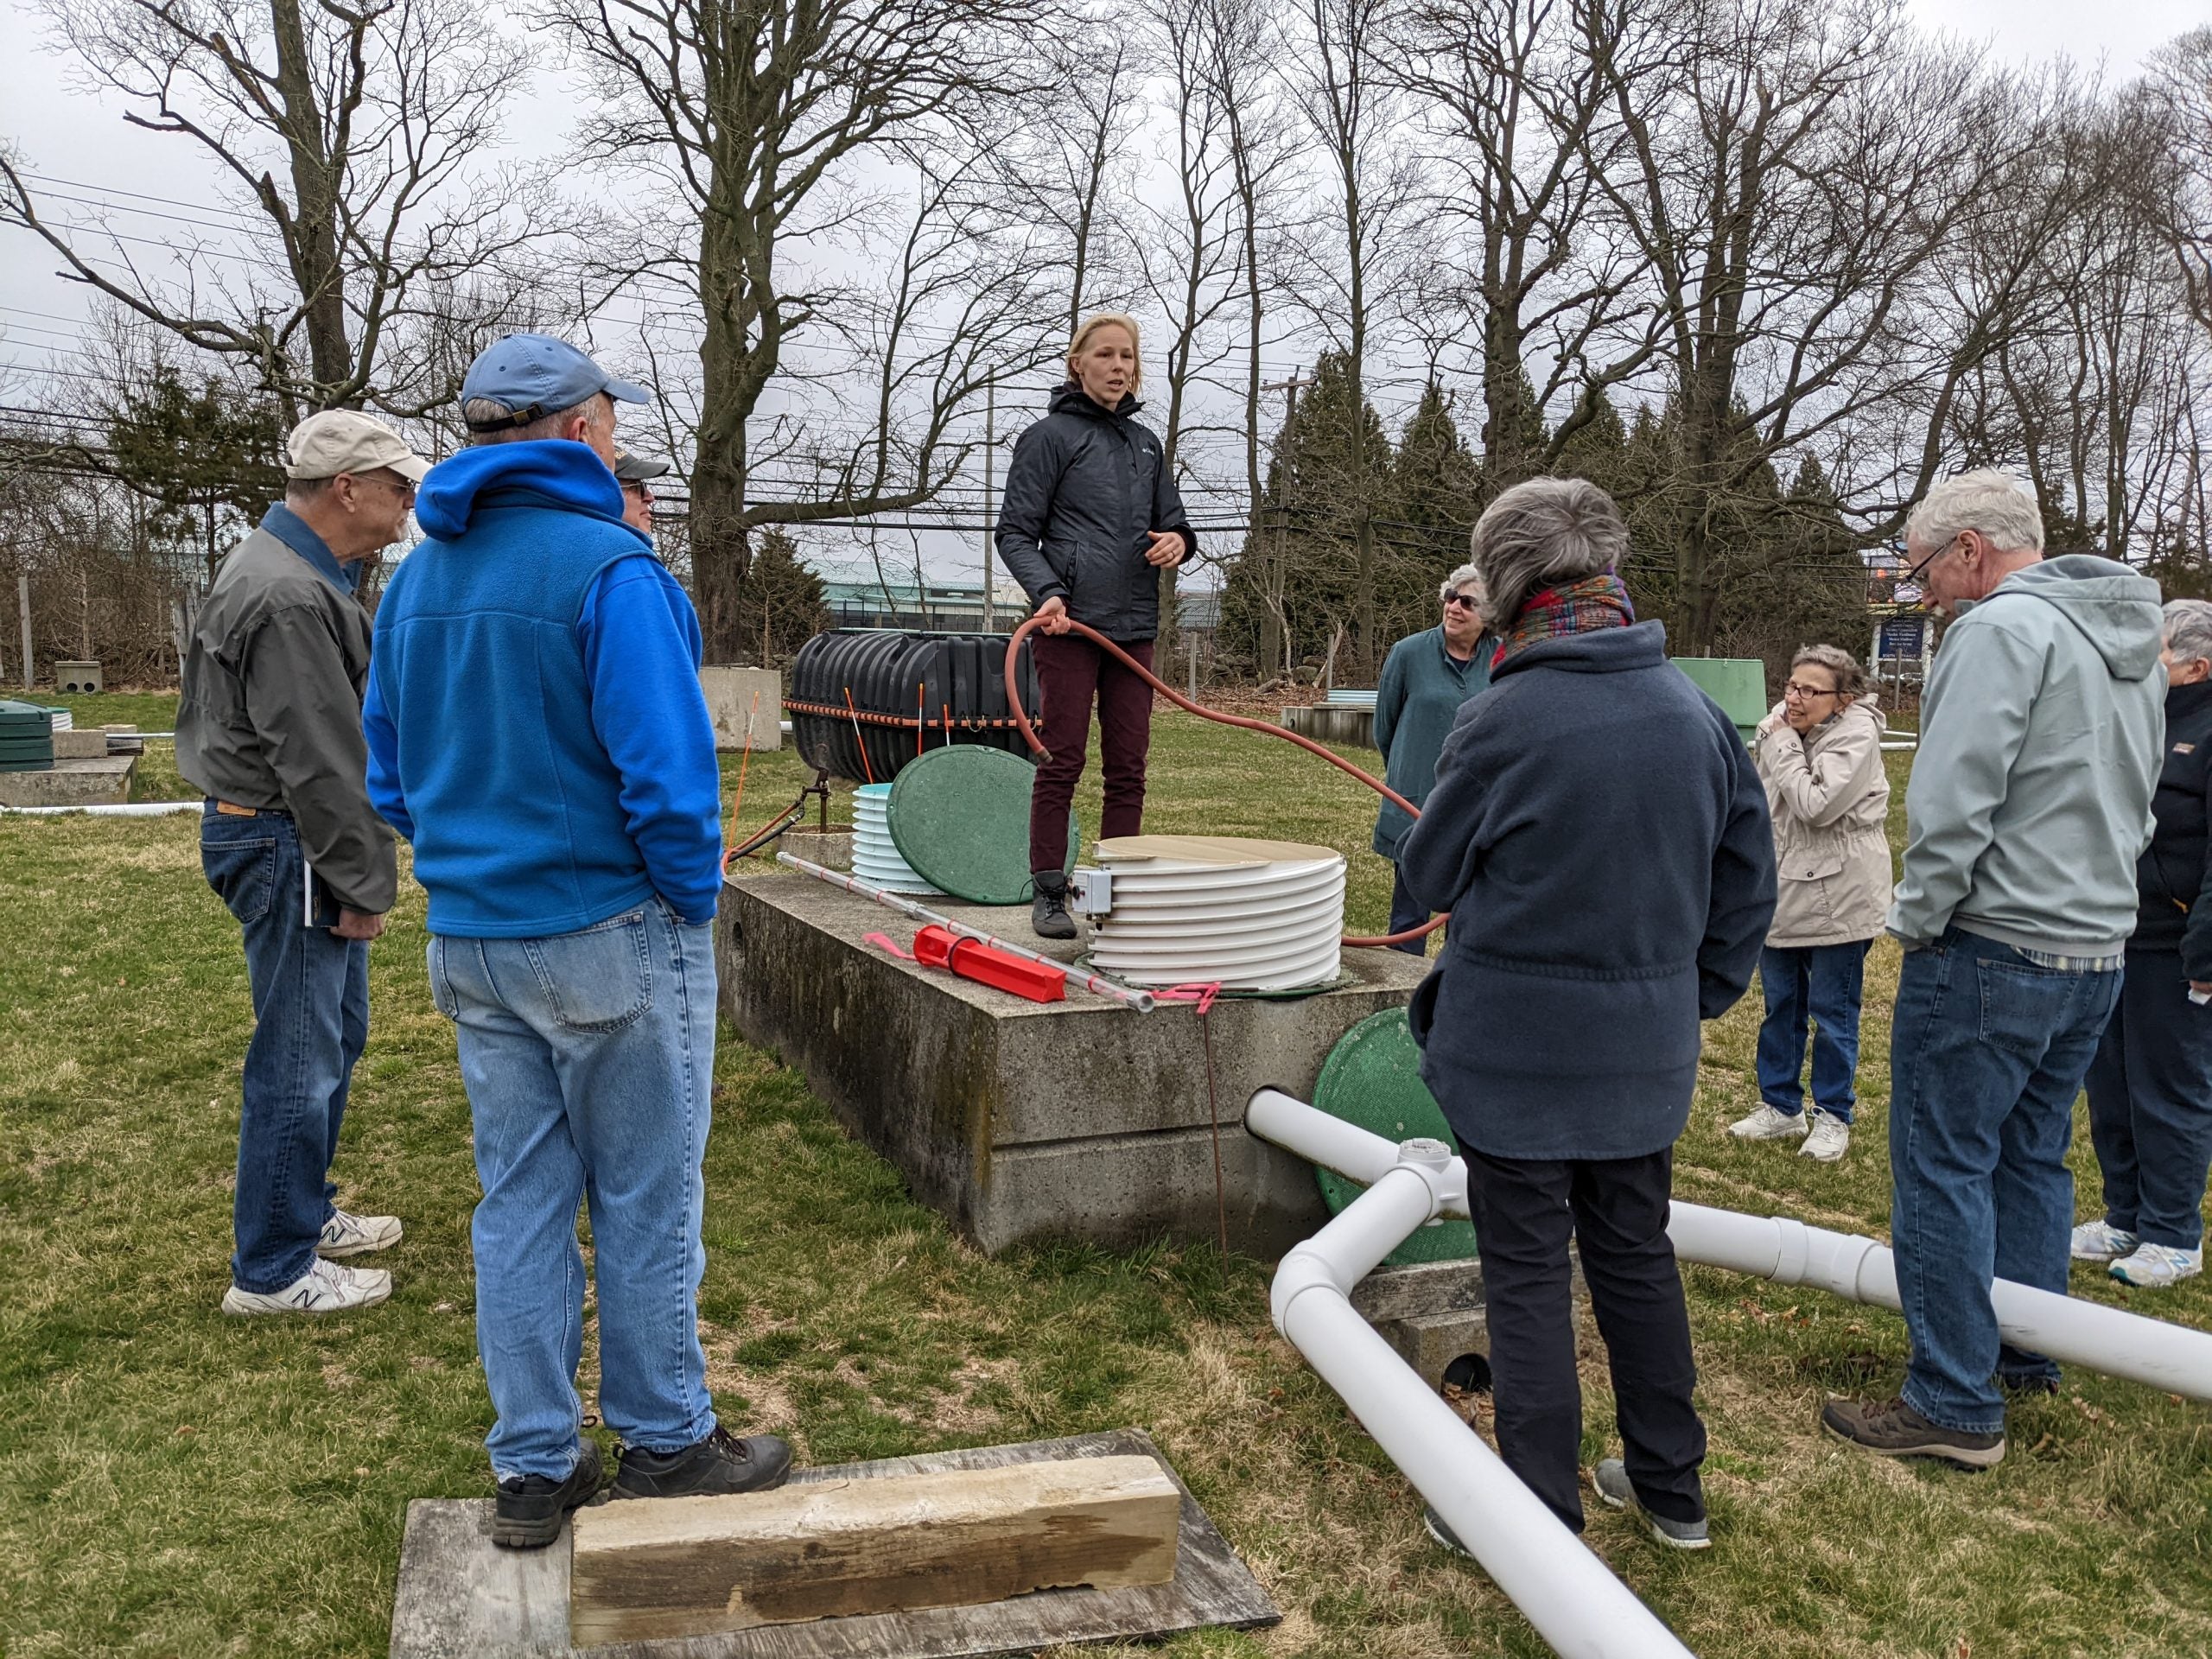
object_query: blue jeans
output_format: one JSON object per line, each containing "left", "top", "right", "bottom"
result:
{"left": 2083, "top": 950, "right": 2212, "bottom": 1251}
{"left": 1387, "top": 861, "right": 1428, "bottom": 956}
{"left": 200, "top": 804, "right": 368, "bottom": 1294}
{"left": 1755, "top": 941, "right": 1872, "bottom": 1122}
{"left": 1889, "top": 928, "right": 2120, "bottom": 1432}
{"left": 429, "top": 901, "right": 719, "bottom": 1482}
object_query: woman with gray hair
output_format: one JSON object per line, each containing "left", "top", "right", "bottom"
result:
{"left": 2077, "top": 598, "right": 2212, "bottom": 1288}
{"left": 1730, "top": 645, "right": 1891, "bottom": 1162}
{"left": 1399, "top": 475, "right": 1775, "bottom": 1554}
{"left": 1370, "top": 561, "right": 1497, "bottom": 950}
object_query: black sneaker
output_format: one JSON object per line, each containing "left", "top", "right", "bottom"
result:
{"left": 1821, "top": 1395, "right": 2004, "bottom": 1469}
{"left": 1031, "top": 873, "right": 1077, "bottom": 941}
{"left": 613, "top": 1425, "right": 794, "bottom": 1500}
{"left": 492, "top": 1440, "right": 603, "bottom": 1548}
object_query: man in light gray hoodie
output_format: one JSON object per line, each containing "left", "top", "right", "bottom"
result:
{"left": 1824, "top": 470, "right": 2164, "bottom": 1468}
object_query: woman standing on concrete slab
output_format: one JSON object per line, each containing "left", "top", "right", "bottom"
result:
{"left": 2076, "top": 599, "right": 2212, "bottom": 1289}
{"left": 1371, "top": 563, "right": 1496, "bottom": 953}
{"left": 995, "top": 315, "right": 1198, "bottom": 941}
{"left": 1729, "top": 645, "right": 1891, "bottom": 1163}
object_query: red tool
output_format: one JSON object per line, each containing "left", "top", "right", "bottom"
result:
{"left": 912, "top": 925, "right": 1065, "bottom": 1003}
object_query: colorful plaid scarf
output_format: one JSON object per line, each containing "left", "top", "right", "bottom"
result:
{"left": 1492, "top": 574, "right": 1636, "bottom": 669}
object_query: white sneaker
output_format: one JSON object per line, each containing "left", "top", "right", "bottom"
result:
{"left": 1728, "top": 1104, "right": 1808, "bottom": 1141}
{"left": 2109, "top": 1243, "right": 2203, "bottom": 1288}
{"left": 2069, "top": 1220, "right": 2139, "bottom": 1262}
{"left": 1800, "top": 1111, "right": 1851, "bottom": 1162}
{"left": 221, "top": 1257, "right": 392, "bottom": 1315}
{"left": 318, "top": 1207, "right": 403, "bottom": 1258}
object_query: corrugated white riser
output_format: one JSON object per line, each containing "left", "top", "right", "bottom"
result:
{"left": 1093, "top": 849, "right": 1345, "bottom": 990}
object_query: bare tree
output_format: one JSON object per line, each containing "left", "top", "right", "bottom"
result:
{"left": 1, "top": 0, "right": 537, "bottom": 421}
{"left": 545, "top": 0, "right": 1054, "bottom": 658}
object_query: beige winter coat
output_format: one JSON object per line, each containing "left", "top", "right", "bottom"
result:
{"left": 1755, "top": 695, "right": 1892, "bottom": 947}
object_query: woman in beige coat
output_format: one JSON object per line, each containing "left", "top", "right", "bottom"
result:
{"left": 1729, "top": 645, "right": 1891, "bottom": 1161}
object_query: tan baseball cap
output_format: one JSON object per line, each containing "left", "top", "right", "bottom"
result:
{"left": 283, "top": 410, "right": 430, "bottom": 484}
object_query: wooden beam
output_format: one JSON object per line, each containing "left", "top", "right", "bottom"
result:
{"left": 567, "top": 1453, "right": 1182, "bottom": 1646}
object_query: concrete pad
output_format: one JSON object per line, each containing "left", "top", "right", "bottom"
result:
{"left": 0, "top": 756, "right": 137, "bottom": 808}
{"left": 387, "top": 1428, "right": 1277, "bottom": 1659}
{"left": 718, "top": 869, "right": 1425, "bottom": 1257}
{"left": 702, "top": 666, "right": 782, "bottom": 752}
{"left": 1281, "top": 704, "right": 1374, "bottom": 747}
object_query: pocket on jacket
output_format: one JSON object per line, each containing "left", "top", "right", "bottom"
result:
{"left": 201, "top": 835, "right": 276, "bottom": 926}
{"left": 522, "top": 910, "right": 653, "bottom": 1033}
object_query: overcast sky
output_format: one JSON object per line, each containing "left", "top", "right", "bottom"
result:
{"left": 2, "top": 0, "right": 2205, "bottom": 582}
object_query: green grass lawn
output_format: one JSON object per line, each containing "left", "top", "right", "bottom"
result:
{"left": 4, "top": 705, "right": 2211, "bottom": 1657}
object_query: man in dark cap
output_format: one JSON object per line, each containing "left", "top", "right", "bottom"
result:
{"left": 612, "top": 447, "right": 670, "bottom": 537}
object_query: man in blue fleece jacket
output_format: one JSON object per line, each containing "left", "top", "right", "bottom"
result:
{"left": 364, "top": 334, "right": 791, "bottom": 1548}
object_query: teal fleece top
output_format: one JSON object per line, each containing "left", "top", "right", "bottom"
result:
{"left": 1372, "top": 626, "right": 1493, "bottom": 857}
{"left": 364, "top": 440, "right": 723, "bottom": 937}
{"left": 1891, "top": 555, "right": 2164, "bottom": 957}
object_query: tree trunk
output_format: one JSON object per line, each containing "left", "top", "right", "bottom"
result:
{"left": 266, "top": 0, "right": 354, "bottom": 408}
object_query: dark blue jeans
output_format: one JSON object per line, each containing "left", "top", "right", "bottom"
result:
{"left": 2083, "top": 950, "right": 2212, "bottom": 1251}
{"left": 200, "top": 804, "right": 369, "bottom": 1293}
{"left": 1889, "top": 928, "right": 2120, "bottom": 1432}
{"left": 1755, "top": 941, "right": 1872, "bottom": 1121}
{"left": 1387, "top": 861, "right": 1428, "bottom": 955}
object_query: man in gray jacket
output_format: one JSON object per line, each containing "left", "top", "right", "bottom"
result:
{"left": 179, "top": 410, "right": 424, "bottom": 1315}
{"left": 1823, "top": 470, "right": 2163, "bottom": 1465}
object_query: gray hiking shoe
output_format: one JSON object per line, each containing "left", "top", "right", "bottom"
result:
{"left": 1594, "top": 1459, "right": 1710, "bottom": 1550}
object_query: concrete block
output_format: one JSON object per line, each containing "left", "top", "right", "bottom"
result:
{"left": 52, "top": 729, "right": 110, "bottom": 760}
{"left": 702, "top": 665, "right": 782, "bottom": 752}
{"left": 1281, "top": 704, "right": 1374, "bottom": 747}
{"left": 778, "top": 825, "right": 852, "bottom": 871}
{"left": 717, "top": 871, "right": 1425, "bottom": 1257}
{"left": 0, "top": 755, "right": 136, "bottom": 808}
{"left": 1351, "top": 1259, "right": 1487, "bottom": 1394}
{"left": 54, "top": 659, "right": 102, "bottom": 693}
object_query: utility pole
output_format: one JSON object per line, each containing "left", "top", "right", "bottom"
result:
{"left": 18, "top": 574, "right": 31, "bottom": 690}
{"left": 1258, "top": 372, "right": 1313, "bottom": 681}
{"left": 982, "top": 380, "right": 997, "bottom": 632}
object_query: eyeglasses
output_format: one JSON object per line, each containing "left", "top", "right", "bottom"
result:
{"left": 1901, "top": 534, "right": 1960, "bottom": 586}
{"left": 1442, "top": 592, "right": 1479, "bottom": 609}
{"left": 1783, "top": 682, "right": 1839, "bottom": 702}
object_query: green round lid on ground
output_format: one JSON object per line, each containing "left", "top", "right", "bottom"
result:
{"left": 1311, "top": 1007, "right": 1478, "bottom": 1265}
{"left": 887, "top": 746, "right": 1078, "bottom": 905}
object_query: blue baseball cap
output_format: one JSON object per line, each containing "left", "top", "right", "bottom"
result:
{"left": 460, "top": 334, "right": 650, "bottom": 432}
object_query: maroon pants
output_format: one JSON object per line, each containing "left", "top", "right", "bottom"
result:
{"left": 1029, "top": 634, "right": 1155, "bottom": 873}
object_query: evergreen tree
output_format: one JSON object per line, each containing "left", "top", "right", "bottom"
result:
{"left": 104, "top": 368, "right": 286, "bottom": 582}
{"left": 732, "top": 527, "right": 830, "bottom": 666}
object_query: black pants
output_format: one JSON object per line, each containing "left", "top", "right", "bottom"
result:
{"left": 1466, "top": 1146, "right": 1707, "bottom": 1531}
{"left": 2084, "top": 949, "right": 2212, "bottom": 1251}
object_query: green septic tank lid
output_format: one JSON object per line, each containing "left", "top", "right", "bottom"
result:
{"left": 887, "top": 745, "right": 1079, "bottom": 906}
{"left": 1311, "top": 1007, "right": 1478, "bottom": 1266}
{"left": 1669, "top": 657, "right": 1768, "bottom": 747}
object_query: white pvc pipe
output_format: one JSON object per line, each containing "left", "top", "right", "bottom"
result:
{"left": 1272, "top": 1150, "right": 1696, "bottom": 1659}
{"left": 1248, "top": 1088, "right": 2212, "bottom": 1404}
{"left": 0, "top": 799, "right": 202, "bottom": 817}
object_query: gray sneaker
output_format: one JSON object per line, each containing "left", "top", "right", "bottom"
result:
{"left": 1594, "top": 1459, "right": 1710, "bottom": 1550}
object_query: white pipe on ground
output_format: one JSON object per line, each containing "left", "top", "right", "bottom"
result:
{"left": 1271, "top": 1141, "right": 1697, "bottom": 1659}
{"left": 0, "top": 800, "right": 202, "bottom": 817}
{"left": 1248, "top": 1087, "right": 2212, "bottom": 1403}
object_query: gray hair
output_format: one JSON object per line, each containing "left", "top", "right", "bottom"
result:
{"left": 1906, "top": 469, "right": 2044, "bottom": 556}
{"left": 1440, "top": 562, "right": 1484, "bottom": 607}
{"left": 2164, "top": 599, "right": 2212, "bottom": 670}
{"left": 461, "top": 394, "right": 597, "bottom": 446}
{"left": 1471, "top": 476, "right": 1630, "bottom": 626}
{"left": 1789, "top": 643, "right": 1868, "bottom": 701}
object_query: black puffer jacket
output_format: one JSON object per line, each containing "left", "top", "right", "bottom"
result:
{"left": 2131, "top": 677, "right": 2212, "bottom": 976}
{"left": 994, "top": 383, "right": 1198, "bottom": 643}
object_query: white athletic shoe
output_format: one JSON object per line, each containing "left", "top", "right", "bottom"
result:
{"left": 1728, "top": 1104, "right": 1808, "bottom": 1141}
{"left": 1800, "top": 1111, "right": 1851, "bottom": 1162}
{"left": 221, "top": 1257, "right": 392, "bottom": 1315}
{"left": 318, "top": 1207, "right": 403, "bottom": 1258}
{"left": 2069, "top": 1220, "right": 2139, "bottom": 1262}
{"left": 2109, "top": 1243, "right": 2203, "bottom": 1288}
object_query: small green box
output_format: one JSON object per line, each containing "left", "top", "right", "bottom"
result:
{"left": 1670, "top": 658, "right": 1768, "bottom": 747}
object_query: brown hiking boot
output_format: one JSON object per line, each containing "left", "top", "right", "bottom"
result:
{"left": 1821, "top": 1395, "right": 2004, "bottom": 1469}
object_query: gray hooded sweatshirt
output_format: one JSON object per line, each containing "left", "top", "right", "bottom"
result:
{"left": 1891, "top": 555, "right": 2164, "bottom": 957}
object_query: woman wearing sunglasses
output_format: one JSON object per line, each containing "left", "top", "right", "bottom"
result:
{"left": 1730, "top": 645, "right": 1891, "bottom": 1161}
{"left": 1370, "top": 564, "right": 1497, "bottom": 951}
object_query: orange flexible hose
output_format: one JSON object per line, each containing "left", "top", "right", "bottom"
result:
{"left": 1003, "top": 613, "right": 1448, "bottom": 948}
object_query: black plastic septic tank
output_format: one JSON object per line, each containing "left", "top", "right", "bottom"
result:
{"left": 786, "top": 630, "right": 1045, "bottom": 785}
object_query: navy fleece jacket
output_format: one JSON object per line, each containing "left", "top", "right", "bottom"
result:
{"left": 364, "top": 440, "right": 722, "bottom": 937}
{"left": 1398, "top": 623, "right": 1776, "bottom": 1160}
